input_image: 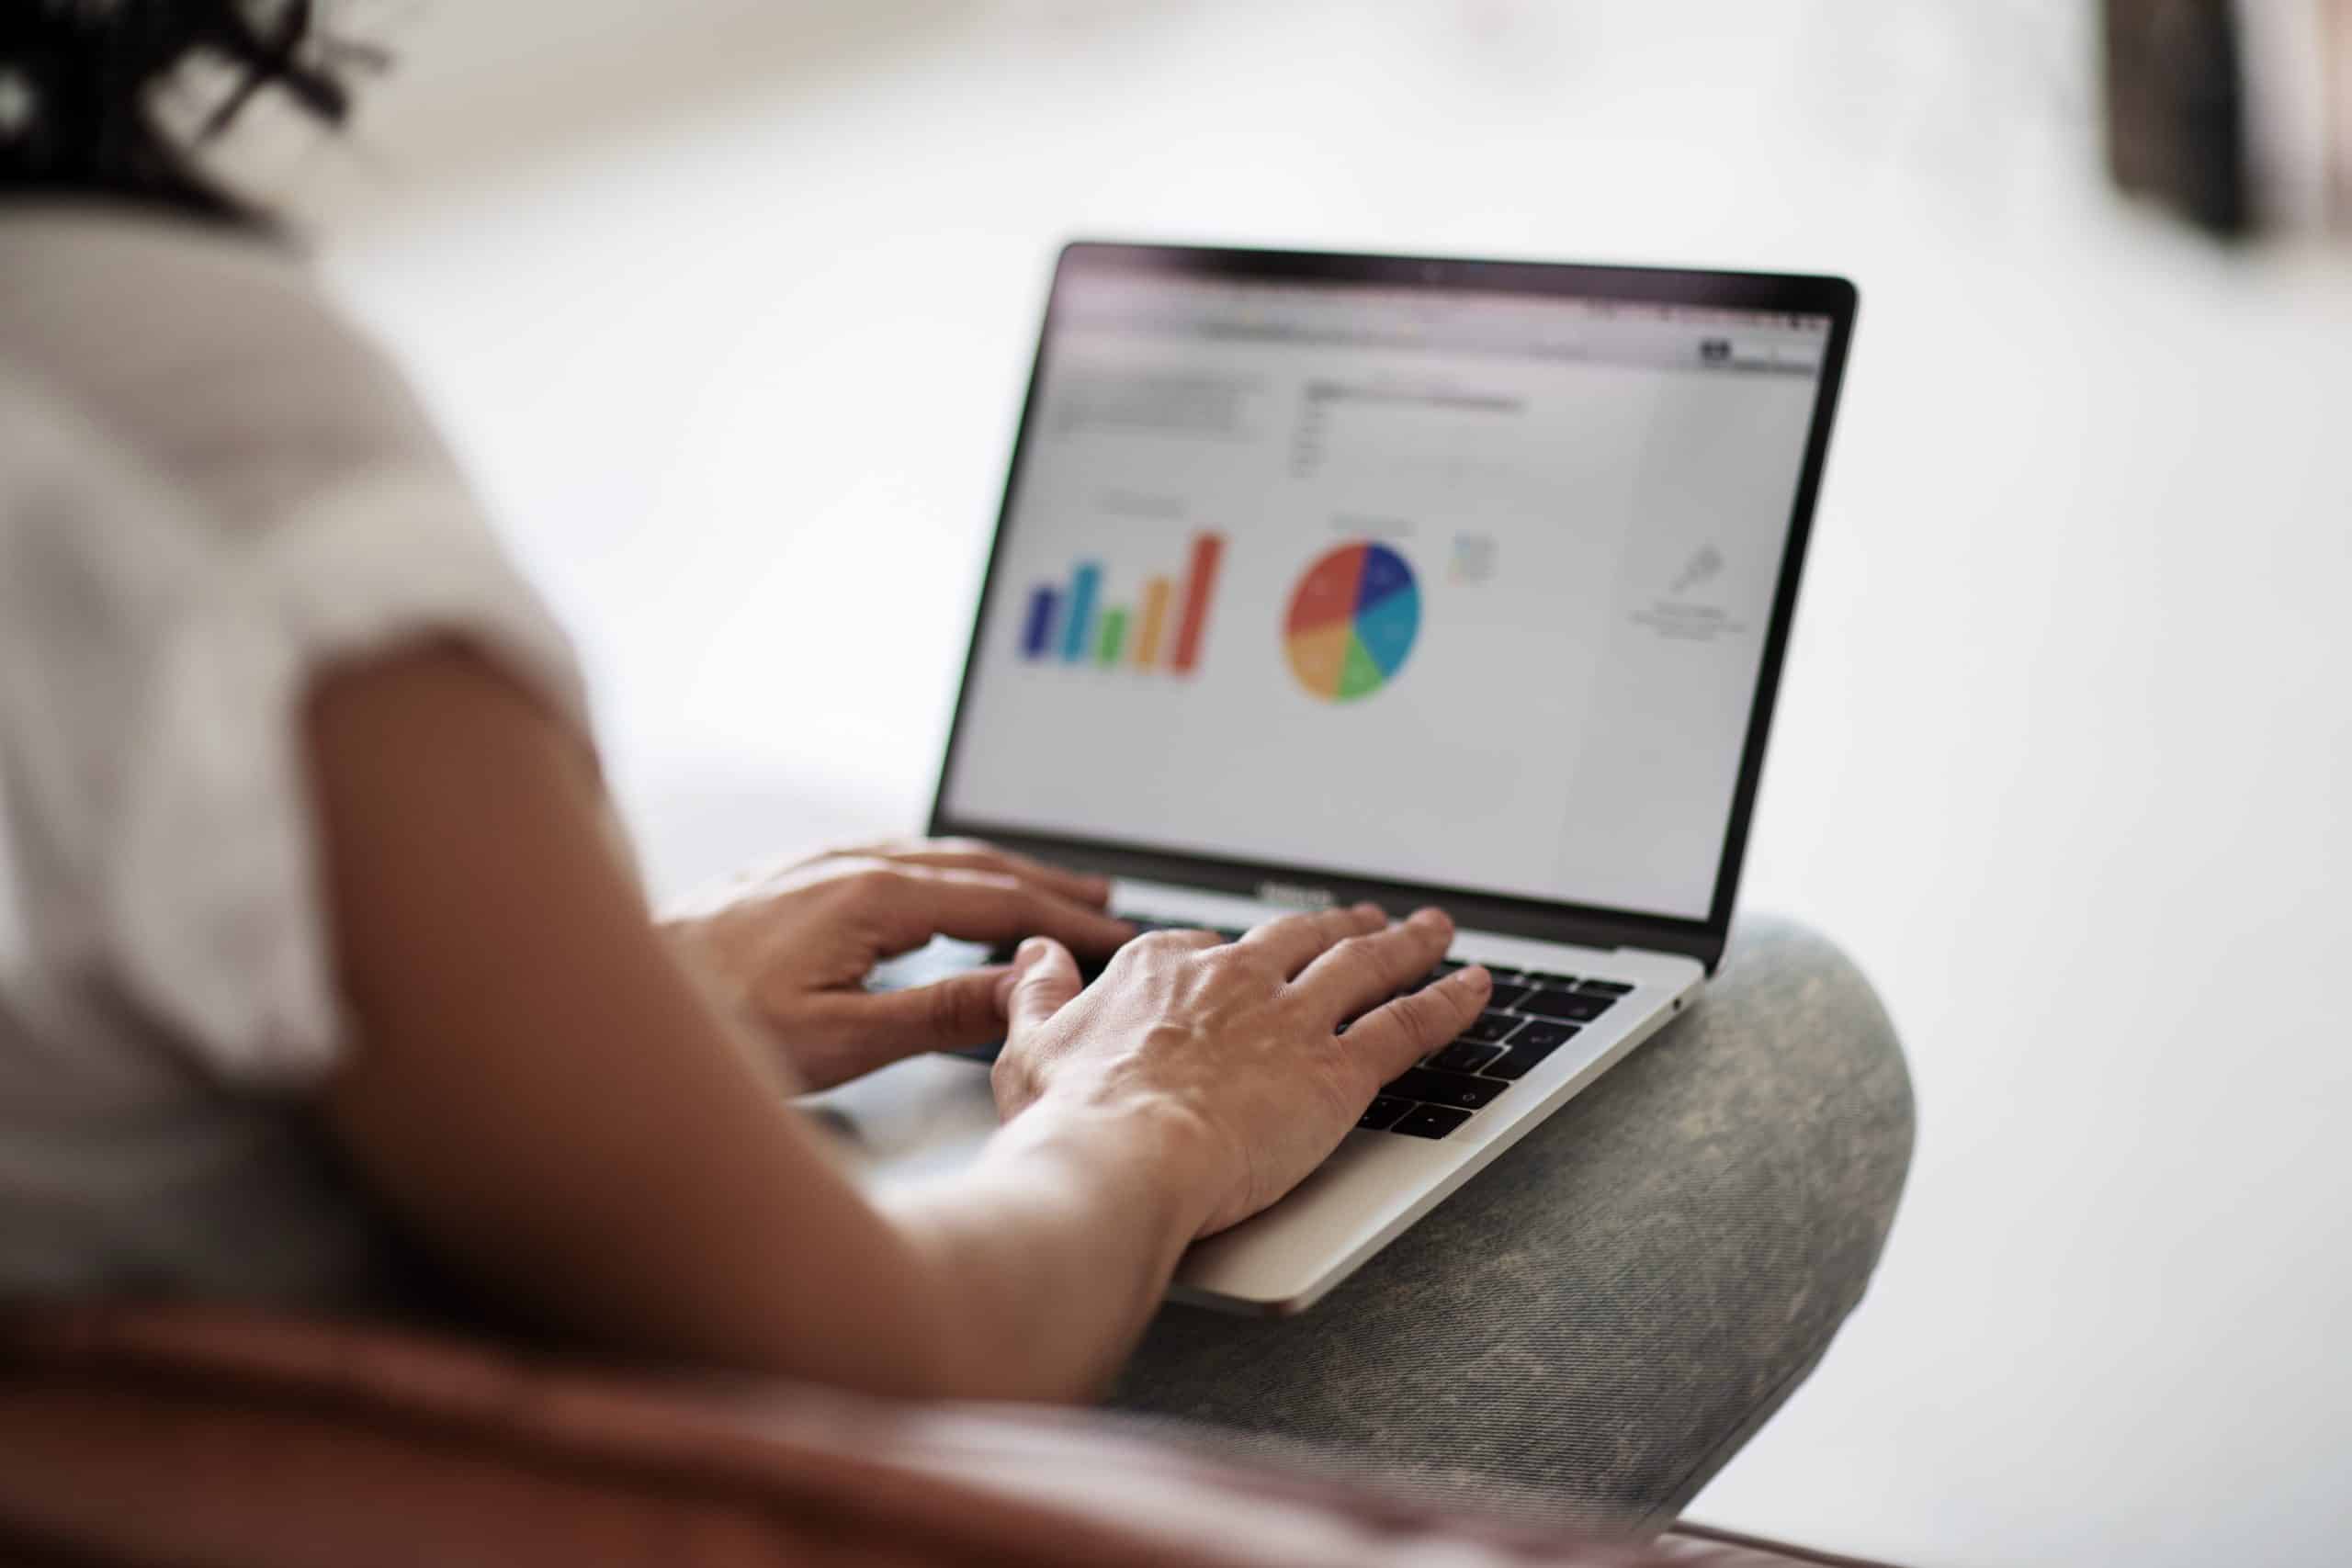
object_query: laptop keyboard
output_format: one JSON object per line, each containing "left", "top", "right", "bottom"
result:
{"left": 956, "top": 921, "right": 1632, "bottom": 1141}
{"left": 1356, "top": 964, "right": 1630, "bottom": 1140}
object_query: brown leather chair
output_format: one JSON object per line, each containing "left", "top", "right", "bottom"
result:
{"left": 0, "top": 1302, "right": 1898, "bottom": 1567}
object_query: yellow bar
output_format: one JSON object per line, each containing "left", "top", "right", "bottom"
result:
{"left": 1135, "top": 576, "right": 1173, "bottom": 668}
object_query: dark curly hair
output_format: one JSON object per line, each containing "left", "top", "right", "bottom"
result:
{"left": 0, "top": 0, "right": 379, "bottom": 229}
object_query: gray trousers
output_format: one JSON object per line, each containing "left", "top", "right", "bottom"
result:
{"left": 1109, "top": 916, "right": 1916, "bottom": 1532}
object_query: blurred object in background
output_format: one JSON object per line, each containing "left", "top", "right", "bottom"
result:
{"left": 2105, "top": 0, "right": 2352, "bottom": 238}
{"left": 2335, "top": 0, "right": 2352, "bottom": 217}
{"left": 2105, "top": 0, "right": 2251, "bottom": 235}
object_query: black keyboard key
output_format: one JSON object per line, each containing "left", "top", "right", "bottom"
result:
{"left": 1393, "top": 1104, "right": 1473, "bottom": 1139}
{"left": 1521, "top": 969, "right": 1579, "bottom": 987}
{"left": 1488, "top": 1021, "right": 1580, "bottom": 1079}
{"left": 1521, "top": 987, "right": 1613, "bottom": 1023}
{"left": 1484, "top": 982, "right": 1532, "bottom": 1012}
{"left": 1578, "top": 978, "right": 1635, "bottom": 997}
{"left": 1385, "top": 1067, "right": 1507, "bottom": 1111}
{"left": 1457, "top": 1010, "right": 1522, "bottom": 1045}
{"left": 1510, "top": 1021, "right": 1580, "bottom": 1053}
{"left": 1477, "top": 965, "right": 1526, "bottom": 986}
{"left": 1357, "top": 1094, "right": 1412, "bottom": 1131}
{"left": 1430, "top": 1041, "right": 1505, "bottom": 1075}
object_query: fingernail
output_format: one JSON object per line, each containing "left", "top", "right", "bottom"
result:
{"left": 1459, "top": 964, "right": 1492, "bottom": 988}
{"left": 1015, "top": 937, "right": 1048, "bottom": 964}
{"left": 1409, "top": 907, "right": 1449, "bottom": 928}
{"left": 1353, "top": 901, "right": 1384, "bottom": 919}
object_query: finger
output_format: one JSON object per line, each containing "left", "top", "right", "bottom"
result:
{"left": 1343, "top": 965, "right": 1495, "bottom": 1084}
{"left": 1237, "top": 902, "right": 1386, "bottom": 977}
{"left": 839, "top": 838, "right": 1109, "bottom": 905}
{"left": 877, "top": 866, "right": 1135, "bottom": 953}
{"left": 1292, "top": 907, "right": 1456, "bottom": 1021}
{"left": 812, "top": 964, "right": 1016, "bottom": 1054}
{"left": 1001, "top": 937, "right": 1084, "bottom": 1039}
{"left": 867, "top": 844, "right": 1112, "bottom": 908}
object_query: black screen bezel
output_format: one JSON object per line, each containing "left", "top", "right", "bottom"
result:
{"left": 928, "top": 241, "right": 1859, "bottom": 972}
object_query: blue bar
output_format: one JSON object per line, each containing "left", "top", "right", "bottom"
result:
{"left": 1061, "top": 562, "right": 1101, "bottom": 663}
{"left": 1020, "top": 585, "right": 1058, "bottom": 660}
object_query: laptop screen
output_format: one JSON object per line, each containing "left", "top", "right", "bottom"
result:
{"left": 937, "top": 255, "right": 1837, "bottom": 923}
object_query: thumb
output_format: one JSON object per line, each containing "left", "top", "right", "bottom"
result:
{"left": 1001, "top": 937, "right": 1082, "bottom": 1039}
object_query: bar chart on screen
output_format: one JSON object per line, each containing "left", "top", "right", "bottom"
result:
{"left": 1017, "top": 531, "right": 1226, "bottom": 676}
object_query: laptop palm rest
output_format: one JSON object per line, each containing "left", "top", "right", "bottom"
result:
{"left": 800, "top": 1055, "right": 1001, "bottom": 1190}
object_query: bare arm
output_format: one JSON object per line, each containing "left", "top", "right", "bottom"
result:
{"left": 311, "top": 645, "right": 1487, "bottom": 1399}
{"left": 311, "top": 645, "right": 1197, "bottom": 1398}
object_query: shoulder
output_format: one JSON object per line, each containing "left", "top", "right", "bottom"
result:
{"left": 0, "top": 203, "right": 359, "bottom": 394}
{"left": 0, "top": 203, "right": 346, "bottom": 364}
{"left": 0, "top": 204, "right": 461, "bottom": 544}
{"left": 0, "top": 204, "right": 581, "bottom": 712}
{"left": 0, "top": 207, "right": 594, "bottom": 1088}
{"left": 0, "top": 207, "right": 592, "bottom": 776}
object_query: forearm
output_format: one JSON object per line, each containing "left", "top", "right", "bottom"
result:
{"left": 309, "top": 647, "right": 1206, "bottom": 1402}
{"left": 879, "top": 1103, "right": 1209, "bottom": 1402}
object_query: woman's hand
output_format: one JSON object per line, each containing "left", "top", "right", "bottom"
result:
{"left": 990, "top": 904, "right": 1493, "bottom": 1239}
{"left": 665, "top": 840, "right": 1134, "bottom": 1090}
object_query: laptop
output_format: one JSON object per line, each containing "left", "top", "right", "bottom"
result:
{"left": 807, "top": 242, "right": 1858, "bottom": 1315}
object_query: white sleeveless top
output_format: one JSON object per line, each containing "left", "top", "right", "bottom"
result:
{"left": 0, "top": 205, "right": 592, "bottom": 1304}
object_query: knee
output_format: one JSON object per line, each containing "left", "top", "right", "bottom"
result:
{"left": 1713, "top": 914, "right": 1917, "bottom": 1289}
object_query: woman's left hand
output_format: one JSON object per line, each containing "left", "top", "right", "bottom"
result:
{"left": 663, "top": 840, "right": 1134, "bottom": 1090}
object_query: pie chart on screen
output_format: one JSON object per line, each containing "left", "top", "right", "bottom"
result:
{"left": 1283, "top": 541, "right": 1420, "bottom": 702}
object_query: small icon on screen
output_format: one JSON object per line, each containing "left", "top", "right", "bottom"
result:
{"left": 1671, "top": 544, "right": 1724, "bottom": 596}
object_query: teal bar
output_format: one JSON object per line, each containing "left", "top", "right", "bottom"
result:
{"left": 1062, "top": 561, "right": 1101, "bottom": 662}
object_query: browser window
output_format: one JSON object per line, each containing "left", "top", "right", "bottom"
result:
{"left": 940, "top": 271, "right": 1829, "bottom": 921}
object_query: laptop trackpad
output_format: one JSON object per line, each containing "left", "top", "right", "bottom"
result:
{"left": 798, "top": 1055, "right": 1000, "bottom": 1190}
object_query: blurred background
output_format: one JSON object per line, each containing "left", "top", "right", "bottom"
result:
{"left": 235, "top": 3, "right": 2349, "bottom": 1563}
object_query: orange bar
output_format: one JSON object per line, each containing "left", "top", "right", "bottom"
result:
{"left": 1135, "top": 577, "right": 1172, "bottom": 667}
{"left": 1170, "top": 533, "right": 1223, "bottom": 673}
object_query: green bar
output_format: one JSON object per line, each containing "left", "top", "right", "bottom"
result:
{"left": 1096, "top": 606, "right": 1129, "bottom": 666}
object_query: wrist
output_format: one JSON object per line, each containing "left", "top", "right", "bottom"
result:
{"left": 995, "top": 1095, "right": 1220, "bottom": 1267}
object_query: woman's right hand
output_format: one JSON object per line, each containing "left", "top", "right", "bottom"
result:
{"left": 990, "top": 905, "right": 1493, "bottom": 1240}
